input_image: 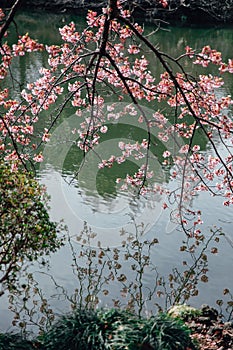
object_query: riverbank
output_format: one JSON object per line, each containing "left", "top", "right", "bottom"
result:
{"left": 182, "top": 305, "right": 233, "bottom": 349}
{"left": 2, "top": 0, "right": 233, "bottom": 25}
{"left": 0, "top": 305, "right": 232, "bottom": 349}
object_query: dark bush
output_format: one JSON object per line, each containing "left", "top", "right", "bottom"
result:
{"left": 0, "top": 161, "right": 63, "bottom": 286}
{"left": 0, "top": 333, "right": 35, "bottom": 350}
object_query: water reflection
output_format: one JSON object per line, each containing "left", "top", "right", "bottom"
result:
{"left": 40, "top": 164, "right": 166, "bottom": 247}
{"left": 2, "top": 220, "right": 232, "bottom": 334}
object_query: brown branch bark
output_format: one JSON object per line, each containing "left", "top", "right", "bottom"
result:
{"left": 0, "top": 0, "right": 23, "bottom": 42}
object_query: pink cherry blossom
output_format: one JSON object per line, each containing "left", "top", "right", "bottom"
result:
{"left": 100, "top": 126, "right": 108, "bottom": 133}
{"left": 33, "top": 154, "right": 44, "bottom": 162}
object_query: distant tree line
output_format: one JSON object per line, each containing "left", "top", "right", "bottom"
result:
{"left": 0, "top": 0, "right": 233, "bottom": 23}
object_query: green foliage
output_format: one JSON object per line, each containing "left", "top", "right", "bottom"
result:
{"left": 97, "top": 308, "right": 144, "bottom": 349}
{"left": 38, "top": 308, "right": 198, "bottom": 350}
{"left": 0, "top": 161, "right": 63, "bottom": 285}
{"left": 143, "top": 313, "right": 197, "bottom": 350}
{"left": 39, "top": 308, "right": 104, "bottom": 350}
{"left": 0, "top": 333, "right": 34, "bottom": 350}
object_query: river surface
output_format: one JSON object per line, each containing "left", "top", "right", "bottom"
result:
{"left": 1, "top": 9, "right": 233, "bottom": 331}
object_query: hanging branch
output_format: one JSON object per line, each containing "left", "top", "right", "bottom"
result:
{"left": 0, "top": 0, "right": 23, "bottom": 42}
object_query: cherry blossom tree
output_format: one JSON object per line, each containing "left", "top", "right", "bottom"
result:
{"left": 0, "top": 0, "right": 233, "bottom": 326}
{"left": 0, "top": 0, "right": 233, "bottom": 236}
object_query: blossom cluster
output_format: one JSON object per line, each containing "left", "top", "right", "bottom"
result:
{"left": 1, "top": 3, "right": 233, "bottom": 234}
